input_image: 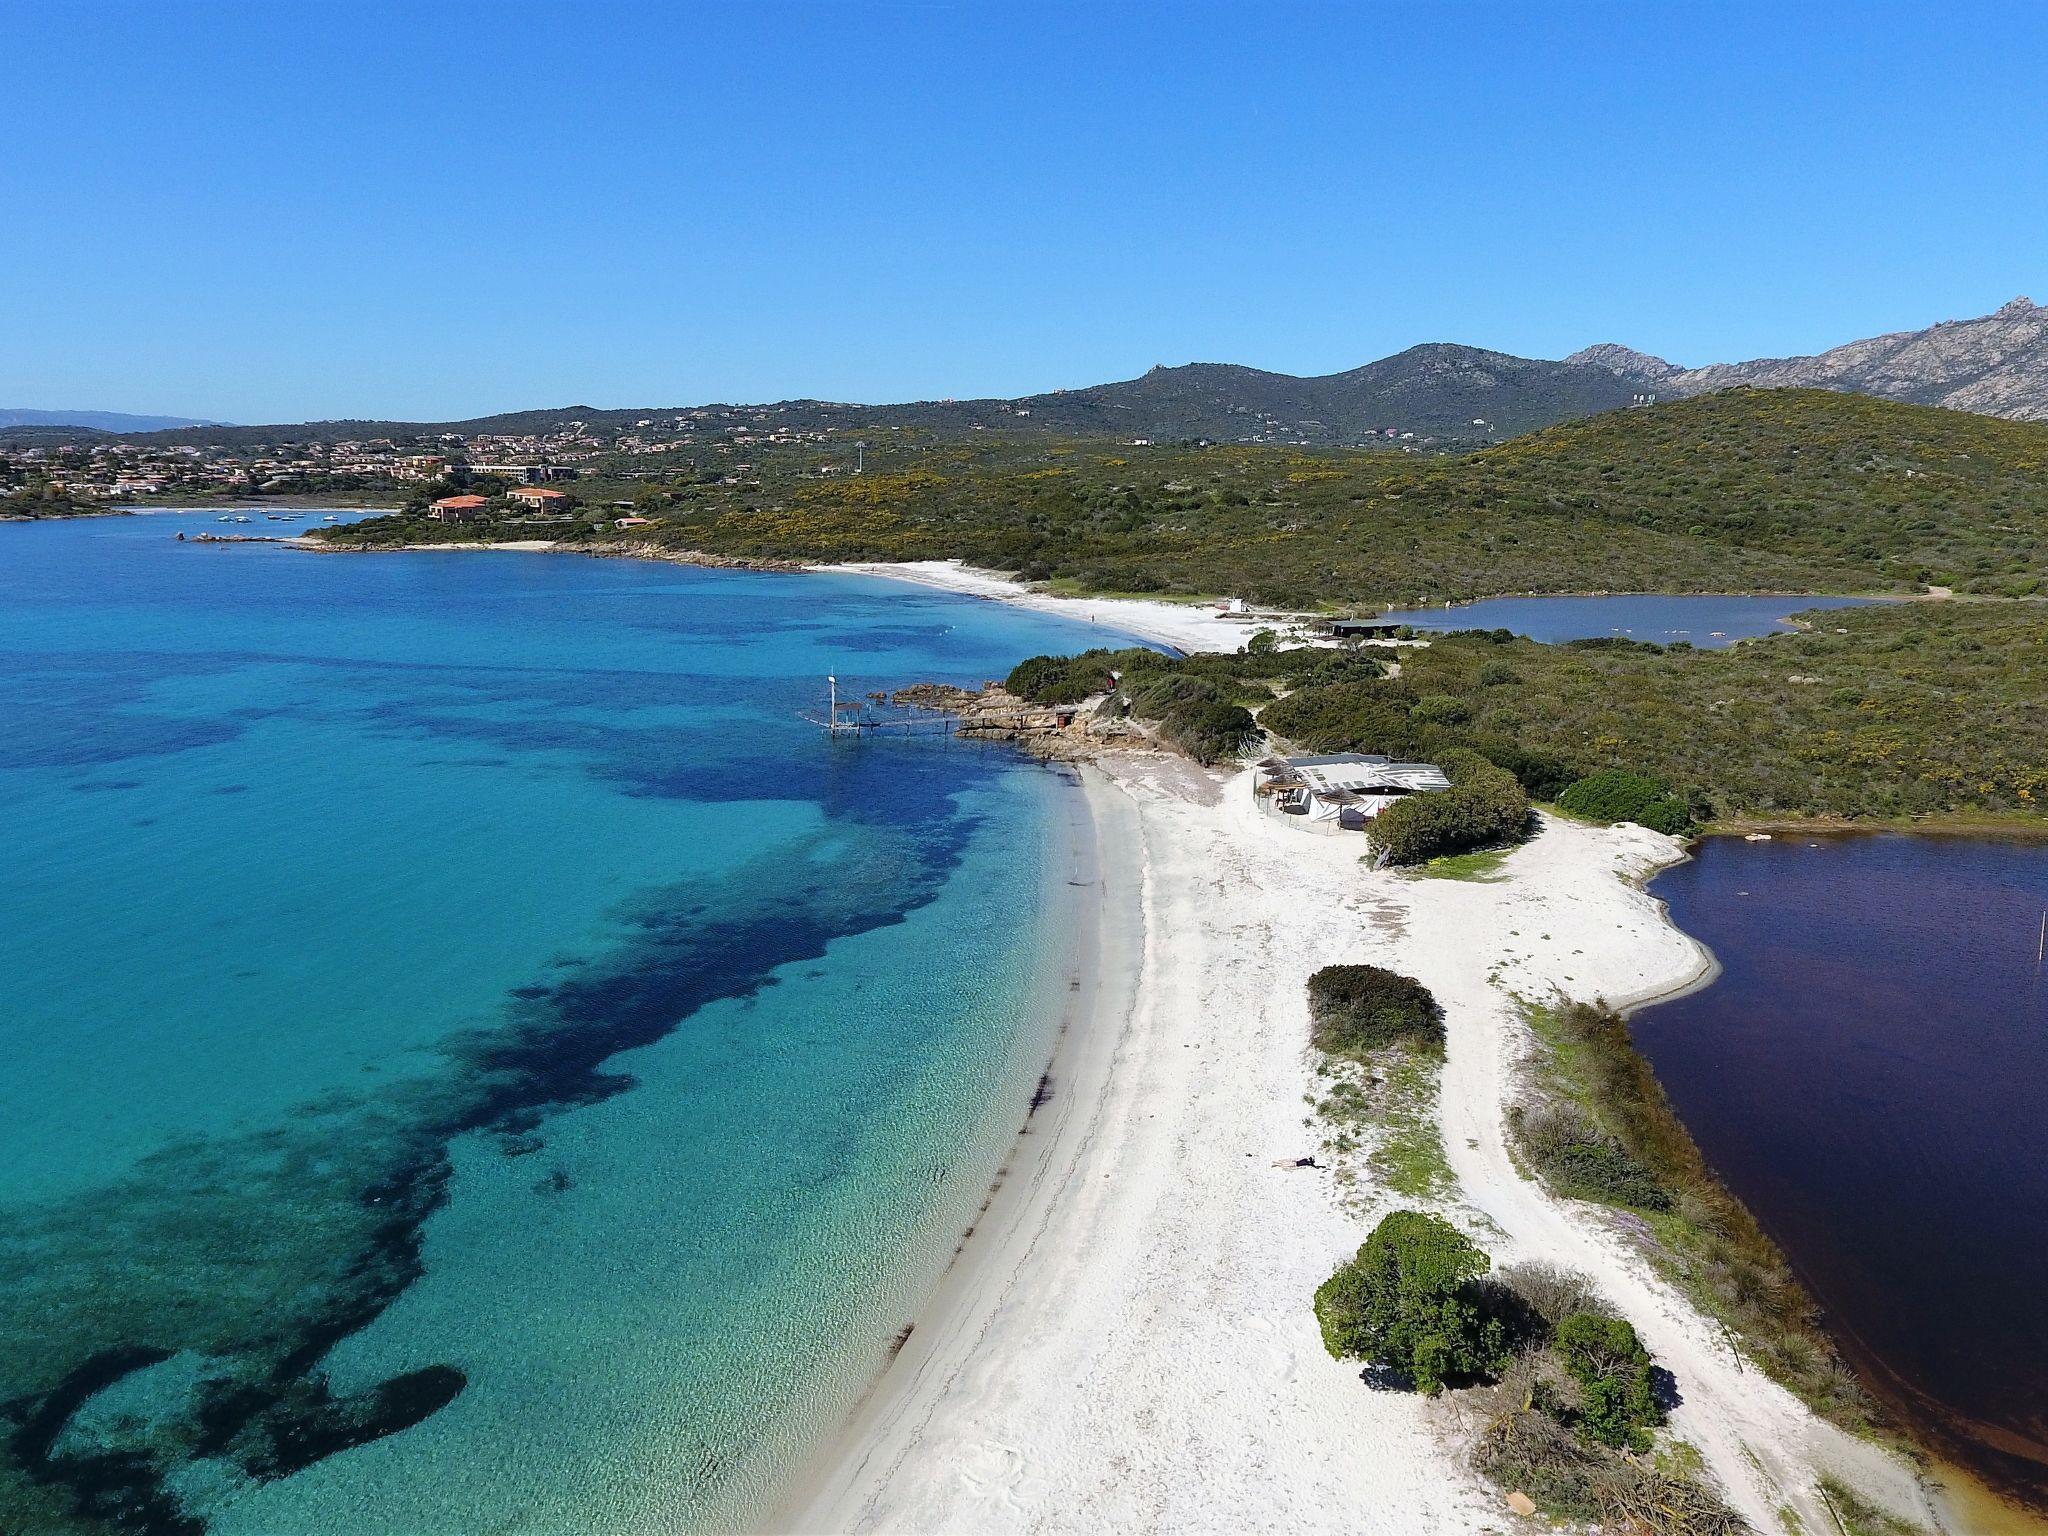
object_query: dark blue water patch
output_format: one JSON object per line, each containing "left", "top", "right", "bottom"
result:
{"left": 73, "top": 780, "right": 145, "bottom": 793}
{"left": 5, "top": 714, "right": 246, "bottom": 773}
{"left": 1, "top": 765, "right": 1007, "bottom": 1533}
{"left": 1635, "top": 834, "right": 2048, "bottom": 1509}
{"left": 0, "top": 655, "right": 255, "bottom": 770}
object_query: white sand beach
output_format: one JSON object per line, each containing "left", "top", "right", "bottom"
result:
{"left": 821, "top": 560, "right": 1301, "bottom": 655}
{"left": 784, "top": 756, "right": 1941, "bottom": 1535}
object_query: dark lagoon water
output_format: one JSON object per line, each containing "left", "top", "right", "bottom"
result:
{"left": 1379, "top": 592, "right": 1876, "bottom": 646}
{"left": 1636, "top": 835, "right": 2048, "bottom": 1511}
{"left": 0, "top": 511, "right": 1134, "bottom": 1534}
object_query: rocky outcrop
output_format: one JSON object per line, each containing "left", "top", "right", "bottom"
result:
{"left": 891, "top": 685, "right": 1159, "bottom": 761}
{"left": 1571, "top": 297, "right": 2048, "bottom": 421}
{"left": 1561, "top": 344, "right": 1683, "bottom": 385}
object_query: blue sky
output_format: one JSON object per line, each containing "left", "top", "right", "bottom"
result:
{"left": 6, "top": 1, "right": 2045, "bottom": 423}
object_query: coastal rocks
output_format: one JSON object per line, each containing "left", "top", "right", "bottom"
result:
{"left": 571, "top": 541, "right": 811, "bottom": 573}
{"left": 891, "top": 684, "right": 1160, "bottom": 762}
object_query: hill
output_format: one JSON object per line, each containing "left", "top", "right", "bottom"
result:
{"left": 327, "top": 389, "right": 2048, "bottom": 604}
{"left": 982, "top": 345, "right": 1644, "bottom": 441}
{"left": 23, "top": 296, "right": 2048, "bottom": 456}
{"left": 0, "top": 349, "right": 1646, "bottom": 453}
{"left": 1571, "top": 297, "right": 2048, "bottom": 421}
{"left": 0, "top": 407, "right": 215, "bottom": 432}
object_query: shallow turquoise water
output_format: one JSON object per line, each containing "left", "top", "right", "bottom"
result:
{"left": 0, "top": 512, "right": 1122, "bottom": 1533}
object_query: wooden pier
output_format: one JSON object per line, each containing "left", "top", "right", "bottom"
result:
{"left": 801, "top": 676, "right": 959, "bottom": 737}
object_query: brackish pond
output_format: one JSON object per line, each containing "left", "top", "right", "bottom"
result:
{"left": 1635, "top": 835, "right": 2048, "bottom": 1513}
{"left": 1379, "top": 593, "right": 1875, "bottom": 646}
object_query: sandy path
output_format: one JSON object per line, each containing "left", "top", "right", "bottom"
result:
{"left": 790, "top": 758, "right": 1941, "bottom": 1535}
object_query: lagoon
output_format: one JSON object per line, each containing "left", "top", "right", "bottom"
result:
{"left": 1378, "top": 592, "right": 1876, "bottom": 646}
{"left": 0, "top": 511, "right": 1131, "bottom": 1534}
{"left": 1635, "top": 834, "right": 2048, "bottom": 1515}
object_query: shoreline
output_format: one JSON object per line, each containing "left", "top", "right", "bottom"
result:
{"left": 767, "top": 764, "right": 1145, "bottom": 1532}
{"left": 775, "top": 764, "right": 1948, "bottom": 1534}
{"left": 817, "top": 559, "right": 1289, "bottom": 655}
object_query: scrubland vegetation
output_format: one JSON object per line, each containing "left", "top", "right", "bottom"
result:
{"left": 1307, "top": 964, "right": 1445, "bottom": 1056}
{"left": 321, "top": 389, "right": 2048, "bottom": 603}
{"left": 1007, "top": 598, "right": 2048, "bottom": 828}
{"left": 1314, "top": 1212, "right": 1737, "bottom": 1530}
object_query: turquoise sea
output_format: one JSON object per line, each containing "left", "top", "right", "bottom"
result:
{"left": 0, "top": 512, "right": 1126, "bottom": 1534}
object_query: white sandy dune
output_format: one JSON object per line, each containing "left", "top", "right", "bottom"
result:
{"left": 786, "top": 757, "right": 1942, "bottom": 1536}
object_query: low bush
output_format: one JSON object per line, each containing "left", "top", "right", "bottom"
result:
{"left": 1261, "top": 679, "right": 1428, "bottom": 758}
{"left": 1314, "top": 1211, "right": 1509, "bottom": 1394}
{"left": 1306, "top": 965, "right": 1444, "bottom": 1057}
{"left": 1516, "top": 1104, "right": 1671, "bottom": 1210}
{"left": 1159, "top": 695, "right": 1259, "bottom": 763}
{"left": 1498, "top": 1262, "right": 1604, "bottom": 1332}
{"left": 1477, "top": 741, "right": 1580, "bottom": 801}
{"left": 1368, "top": 749, "right": 1530, "bottom": 866}
{"left": 1556, "top": 769, "right": 1695, "bottom": 835}
{"left": 1554, "top": 1312, "right": 1663, "bottom": 1451}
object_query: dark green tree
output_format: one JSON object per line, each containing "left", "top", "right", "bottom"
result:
{"left": 1314, "top": 1211, "right": 1508, "bottom": 1393}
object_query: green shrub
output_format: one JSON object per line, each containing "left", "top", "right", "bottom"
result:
{"left": 1005, "top": 648, "right": 1158, "bottom": 704}
{"left": 1261, "top": 679, "right": 1427, "bottom": 757}
{"left": 1160, "top": 696, "right": 1259, "bottom": 763}
{"left": 1516, "top": 1105, "right": 1671, "bottom": 1211}
{"left": 1368, "top": 750, "right": 1530, "bottom": 866}
{"left": 1412, "top": 692, "right": 1471, "bottom": 726}
{"left": 1556, "top": 769, "right": 1694, "bottom": 835}
{"left": 1476, "top": 742, "right": 1579, "bottom": 802}
{"left": 1554, "top": 1312, "right": 1664, "bottom": 1451}
{"left": 1313, "top": 1211, "right": 1508, "bottom": 1393}
{"left": 1307, "top": 965, "right": 1444, "bottom": 1057}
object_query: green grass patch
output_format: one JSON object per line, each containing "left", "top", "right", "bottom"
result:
{"left": 1311, "top": 1042, "right": 1453, "bottom": 1203}
{"left": 1370, "top": 1049, "right": 1455, "bottom": 1198}
{"left": 1405, "top": 846, "right": 1513, "bottom": 882}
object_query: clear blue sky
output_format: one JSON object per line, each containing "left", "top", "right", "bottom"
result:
{"left": 6, "top": 1, "right": 2045, "bottom": 423}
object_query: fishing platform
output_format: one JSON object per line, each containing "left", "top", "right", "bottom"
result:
{"left": 801, "top": 676, "right": 959, "bottom": 737}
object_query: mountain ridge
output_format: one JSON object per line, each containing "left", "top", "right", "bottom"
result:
{"left": 9, "top": 297, "right": 2048, "bottom": 450}
{"left": 1570, "top": 297, "right": 2048, "bottom": 420}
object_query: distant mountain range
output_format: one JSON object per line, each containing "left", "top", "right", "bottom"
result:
{"left": 1568, "top": 297, "right": 2048, "bottom": 421}
{"left": 7, "top": 297, "right": 2046, "bottom": 450}
{"left": 0, "top": 407, "right": 218, "bottom": 433}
